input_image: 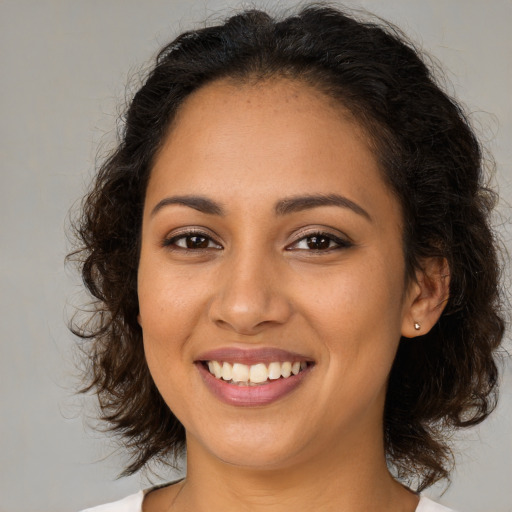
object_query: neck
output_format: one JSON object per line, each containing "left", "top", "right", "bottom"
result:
{"left": 172, "top": 430, "right": 418, "bottom": 512}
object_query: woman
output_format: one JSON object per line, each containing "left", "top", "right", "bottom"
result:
{"left": 73, "top": 4, "right": 505, "bottom": 511}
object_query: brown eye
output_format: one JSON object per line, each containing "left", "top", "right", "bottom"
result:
{"left": 289, "top": 231, "right": 352, "bottom": 252}
{"left": 186, "top": 235, "right": 210, "bottom": 249}
{"left": 163, "top": 231, "right": 222, "bottom": 251}
{"left": 306, "top": 235, "right": 331, "bottom": 250}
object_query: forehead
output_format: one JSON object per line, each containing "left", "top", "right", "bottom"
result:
{"left": 168, "top": 76, "right": 363, "bottom": 146}
{"left": 146, "top": 77, "right": 399, "bottom": 226}
{"left": 180, "top": 76, "right": 347, "bottom": 116}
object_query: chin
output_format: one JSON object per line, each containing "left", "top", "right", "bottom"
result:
{"left": 188, "top": 420, "right": 316, "bottom": 471}
{"left": 214, "top": 445, "right": 303, "bottom": 471}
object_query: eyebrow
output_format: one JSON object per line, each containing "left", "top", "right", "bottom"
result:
{"left": 151, "top": 195, "right": 225, "bottom": 217}
{"left": 275, "top": 193, "right": 371, "bottom": 221}
{"left": 150, "top": 193, "right": 371, "bottom": 221}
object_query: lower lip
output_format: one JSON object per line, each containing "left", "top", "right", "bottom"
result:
{"left": 196, "top": 363, "right": 312, "bottom": 406}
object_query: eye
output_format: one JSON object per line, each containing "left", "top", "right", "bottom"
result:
{"left": 288, "top": 231, "right": 352, "bottom": 252}
{"left": 163, "top": 230, "right": 222, "bottom": 251}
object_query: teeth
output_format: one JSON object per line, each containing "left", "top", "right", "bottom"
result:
{"left": 221, "top": 362, "right": 232, "bottom": 381}
{"left": 206, "top": 360, "right": 308, "bottom": 384}
{"left": 268, "top": 361, "right": 282, "bottom": 380}
{"left": 232, "top": 363, "right": 249, "bottom": 383}
{"left": 281, "top": 361, "right": 292, "bottom": 378}
{"left": 249, "top": 363, "right": 268, "bottom": 384}
{"left": 209, "top": 360, "right": 222, "bottom": 379}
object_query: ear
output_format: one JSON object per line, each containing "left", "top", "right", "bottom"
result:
{"left": 401, "top": 257, "right": 450, "bottom": 338}
{"left": 137, "top": 314, "right": 143, "bottom": 328}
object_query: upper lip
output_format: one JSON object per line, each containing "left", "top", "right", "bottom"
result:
{"left": 195, "top": 347, "right": 314, "bottom": 365}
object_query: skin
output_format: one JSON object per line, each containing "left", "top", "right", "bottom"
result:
{"left": 138, "top": 78, "right": 449, "bottom": 512}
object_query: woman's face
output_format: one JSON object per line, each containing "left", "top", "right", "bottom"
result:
{"left": 138, "top": 78, "right": 418, "bottom": 470}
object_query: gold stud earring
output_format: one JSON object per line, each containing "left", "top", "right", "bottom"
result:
{"left": 414, "top": 322, "right": 421, "bottom": 331}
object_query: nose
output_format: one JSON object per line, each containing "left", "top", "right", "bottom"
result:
{"left": 208, "top": 250, "right": 293, "bottom": 336}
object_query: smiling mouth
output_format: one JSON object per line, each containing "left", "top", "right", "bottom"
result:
{"left": 203, "top": 360, "right": 310, "bottom": 386}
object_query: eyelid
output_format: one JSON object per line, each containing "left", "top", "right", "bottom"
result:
{"left": 162, "top": 227, "right": 223, "bottom": 250}
{"left": 160, "top": 226, "right": 352, "bottom": 252}
{"left": 286, "top": 227, "right": 353, "bottom": 251}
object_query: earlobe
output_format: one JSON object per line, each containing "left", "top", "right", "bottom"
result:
{"left": 401, "top": 257, "right": 450, "bottom": 338}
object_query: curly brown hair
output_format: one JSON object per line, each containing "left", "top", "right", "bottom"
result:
{"left": 70, "top": 4, "right": 506, "bottom": 491}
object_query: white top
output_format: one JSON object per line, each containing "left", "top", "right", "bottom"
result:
{"left": 80, "top": 491, "right": 457, "bottom": 511}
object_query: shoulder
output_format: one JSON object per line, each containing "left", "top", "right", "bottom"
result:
{"left": 79, "top": 487, "right": 455, "bottom": 512}
{"left": 79, "top": 479, "right": 184, "bottom": 512}
{"left": 417, "top": 496, "right": 458, "bottom": 512}
{"left": 79, "top": 491, "right": 144, "bottom": 512}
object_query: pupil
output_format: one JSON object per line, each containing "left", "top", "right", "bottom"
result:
{"left": 187, "top": 236, "right": 208, "bottom": 249}
{"left": 307, "top": 236, "right": 330, "bottom": 250}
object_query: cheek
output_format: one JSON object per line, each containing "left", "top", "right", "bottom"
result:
{"left": 305, "top": 256, "right": 403, "bottom": 329}
{"left": 137, "top": 258, "right": 203, "bottom": 377}
{"left": 138, "top": 255, "right": 204, "bottom": 330}
{"left": 308, "top": 259, "right": 405, "bottom": 419}
{"left": 300, "top": 254, "right": 406, "bottom": 373}
{"left": 138, "top": 269, "right": 203, "bottom": 417}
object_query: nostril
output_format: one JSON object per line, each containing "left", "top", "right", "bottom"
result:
{"left": 208, "top": 290, "right": 293, "bottom": 335}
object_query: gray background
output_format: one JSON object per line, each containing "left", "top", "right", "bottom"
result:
{"left": 1, "top": 1, "right": 511, "bottom": 511}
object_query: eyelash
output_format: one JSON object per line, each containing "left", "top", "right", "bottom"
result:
{"left": 288, "top": 231, "right": 353, "bottom": 252}
{"left": 162, "top": 229, "right": 353, "bottom": 253}
{"left": 162, "top": 229, "right": 221, "bottom": 251}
